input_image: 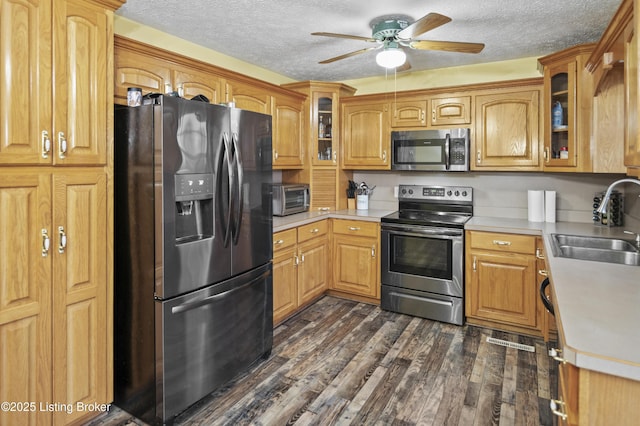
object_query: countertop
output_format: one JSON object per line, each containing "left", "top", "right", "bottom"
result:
{"left": 466, "top": 217, "right": 640, "bottom": 382}
{"left": 273, "top": 209, "right": 395, "bottom": 233}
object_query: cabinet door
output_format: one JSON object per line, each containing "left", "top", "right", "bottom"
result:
{"left": 273, "top": 94, "right": 305, "bottom": 168}
{"left": 273, "top": 247, "right": 298, "bottom": 324}
{"left": 311, "top": 169, "right": 337, "bottom": 211}
{"left": 332, "top": 235, "right": 379, "bottom": 298}
{"left": 431, "top": 96, "right": 471, "bottom": 126}
{"left": 173, "top": 67, "right": 223, "bottom": 104}
{"left": 467, "top": 251, "right": 538, "bottom": 328}
{"left": 342, "top": 102, "right": 390, "bottom": 169}
{"left": 0, "top": 172, "right": 52, "bottom": 426}
{"left": 53, "top": 0, "right": 109, "bottom": 165}
{"left": 474, "top": 89, "right": 541, "bottom": 170}
{"left": 298, "top": 236, "right": 329, "bottom": 305}
{"left": 228, "top": 81, "right": 271, "bottom": 114}
{"left": 114, "top": 49, "right": 172, "bottom": 105}
{"left": 0, "top": 0, "right": 52, "bottom": 165}
{"left": 392, "top": 100, "right": 427, "bottom": 127}
{"left": 52, "top": 171, "right": 107, "bottom": 425}
{"left": 625, "top": 25, "right": 640, "bottom": 173}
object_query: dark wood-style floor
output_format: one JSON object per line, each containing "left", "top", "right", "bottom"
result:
{"left": 90, "top": 296, "right": 557, "bottom": 426}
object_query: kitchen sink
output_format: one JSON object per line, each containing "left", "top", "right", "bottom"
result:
{"left": 550, "top": 234, "right": 640, "bottom": 266}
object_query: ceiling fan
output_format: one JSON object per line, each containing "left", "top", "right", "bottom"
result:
{"left": 311, "top": 12, "right": 485, "bottom": 70}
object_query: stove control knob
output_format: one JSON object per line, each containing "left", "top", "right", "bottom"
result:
{"left": 462, "top": 191, "right": 468, "bottom": 197}
{"left": 447, "top": 190, "right": 452, "bottom": 196}
{"left": 454, "top": 190, "right": 460, "bottom": 197}
{"left": 408, "top": 189, "right": 413, "bottom": 195}
{"left": 401, "top": 189, "right": 406, "bottom": 195}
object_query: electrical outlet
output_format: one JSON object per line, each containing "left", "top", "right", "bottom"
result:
{"left": 394, "top": 186, "right": 399, "bottom": 198}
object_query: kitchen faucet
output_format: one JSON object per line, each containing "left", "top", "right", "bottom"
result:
{"left": 597, "top": 178, "right": 640, "bottom": 243}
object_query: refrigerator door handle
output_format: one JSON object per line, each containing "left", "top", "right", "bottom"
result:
{"left": 170, "top": 268, "right": 270, "bottom": 314}
{"left": 221, "top": 132, "right": 234, "bottom": 247}
{"left": 231, "top": 132, "right": 244, "bottom": 245}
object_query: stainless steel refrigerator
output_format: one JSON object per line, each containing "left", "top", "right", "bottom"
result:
{"left": 113, "top": 95, "right": 273, "bottom": 425}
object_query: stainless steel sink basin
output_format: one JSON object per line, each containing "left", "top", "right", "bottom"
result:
{"left": 550, "top": 234, "right": 640, "bottom": 266}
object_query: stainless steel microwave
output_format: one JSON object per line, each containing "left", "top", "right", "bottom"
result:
{"left": 272, "top": 184, "right": 310, "bottom": 216}
{"left": 391, "top": 128, "right": 470, "bottom": 171}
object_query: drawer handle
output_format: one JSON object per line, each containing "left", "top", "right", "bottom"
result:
{"left": 550, "top": 399, "right": 567, "bottom": 421}
{"left": 348, "top": 226, "right": 361, "bottom": 231}
{"left": 549, "top": 348, "right": 567, "bottom": 364}
{"left": 274, "top": 239, "right": 284, "bottom": 245}
{"left": 492, "top": 240, "right": 511, "bottom": 246}
{"left": 310, "top": 228, "right": 319, "bottom": 234}
{"left": 538, "top": 269, "right": 548, "bottom": 277}
{"left": 318, "top": 207, "right": 330, "bottom": 211}
{"left": 371, "top": 245, "right": 376, "bottom": 258}
{"left": 536, "top": 248, "right": 545, "bottom": 259}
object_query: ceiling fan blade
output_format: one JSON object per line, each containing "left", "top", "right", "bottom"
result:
{"left": 319, "top": 47, "right": 379, "bottom": 64}
{"left": 409, "top": 40, "right": 485, "bottom": 54}
{"left": 397, "top": 13, "right": 452, "bottom": 40}
{"left": 311, "top": 32, "right": 377, "bottom": 42}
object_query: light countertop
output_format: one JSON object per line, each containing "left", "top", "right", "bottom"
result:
{"left": 466, "top": 217, "right": 640, "bottom": 381}
{"left": 273, "top": 209, "right": 395, "bottom": 233}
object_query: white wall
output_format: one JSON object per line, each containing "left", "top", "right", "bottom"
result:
{"left": 353, "top": 171, "right": 632, "bottom": 224}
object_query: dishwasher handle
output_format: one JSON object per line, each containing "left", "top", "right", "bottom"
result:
{"left": 539, "top": 277, "right": 554, "bottom": 316}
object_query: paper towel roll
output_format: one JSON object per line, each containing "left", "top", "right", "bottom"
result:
{"left": 545, "top": 191, "right": 556, "bottom": 223}
{"left": 528, "top": 190, "right": 545, "bottom": 222}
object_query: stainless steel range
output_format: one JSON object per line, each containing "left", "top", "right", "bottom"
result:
{"left": 381, "top": 185, "right": 473, "bottom": 325}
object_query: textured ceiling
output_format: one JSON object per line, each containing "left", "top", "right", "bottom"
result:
{"left": 116, "top": 0, "right": 622, "bottom": 82}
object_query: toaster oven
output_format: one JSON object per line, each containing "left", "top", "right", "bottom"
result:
{"left": 272, "top": 184, "right": 310, "bottom": 216}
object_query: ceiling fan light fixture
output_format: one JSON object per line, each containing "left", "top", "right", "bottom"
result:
{"left": 376, "top": 48, "right": 406, "bottom": 68}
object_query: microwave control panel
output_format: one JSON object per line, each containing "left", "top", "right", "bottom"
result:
{"left": 450, "top": 139, "right": 466, "bottom": 165}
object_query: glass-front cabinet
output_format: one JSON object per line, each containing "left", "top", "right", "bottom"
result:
{"left": 315, "top": 95, "right": 336, "bottom": 165}
{"left": 538, "top": 45, "right": 594, "bottom": 172}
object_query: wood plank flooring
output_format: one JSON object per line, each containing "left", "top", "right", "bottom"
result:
{"left": 90, "top": 296, "right": 557, "bottom": 426}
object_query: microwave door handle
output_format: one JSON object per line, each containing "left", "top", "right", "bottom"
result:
{"left": 304, "top": 188, "right": 309, "bottom": 208}
{"left": 231, "top": 132, "right": 244, "bottom": 245}
{"left": 444, "top": 133, "right": 451, "bottom": 170}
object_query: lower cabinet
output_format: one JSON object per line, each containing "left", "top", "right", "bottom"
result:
{"left": 272, "top": 221, "right": 329, "bottom": 324}
{"left": 331, "top": 219, "right": 380, "bottom": 300}
{"left": 465, "top": 230, "right": 542, "bottom": 335}
{"left": 0, "top": 170, "right": 109, "bottom": 425}
{"left": 549, "top": 346, "right": 640, "bottom": 425}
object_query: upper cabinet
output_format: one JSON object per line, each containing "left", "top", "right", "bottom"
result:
{"left": 271, "top": 92, "right": 306, "bottom": 169}
{"left": 391, "top": 95, "right": 471, "bottom": 128}
{"left": 115, "top": 38, "right": 223, "bottom": 104}
{"left": 473, "top": 82, "right": 543, "bottom": 171}
{"left": 539, "top": 45, "right": 595, "bottom": 172}
{"left": 0, "top": 0, "right": 115, "bottom": 166}
{"left": 627, "top": 5, "right": 640, "bottom": 175}
{"left": 341, "top": 97, "right": 391, "bottom": 169}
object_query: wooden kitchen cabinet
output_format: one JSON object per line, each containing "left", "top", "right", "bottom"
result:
{"left": 465, "top": 231, "right": 541, "bottom": 335}
{"left": 537, "top": 238, "right": 557, "bottom": 342}
{"left": 341, "top": 98, "right": 391, "bottom": 169}
{"left": 272, "top": 221, "right": 329, "bottom": 324}
{"left": 549, "top": 343, "right": 640, "bottom": 424}
{"left": 539, "top": 45, "right": 594, "bottom": 172}
{"left": 1, "top": 0, "right": 113, "bottom": 166}
{"left": 281, "top": 81, "right": 356, "bottom": 211}
{"left": 0, "top": 1, "right": 120, "bottom": 424}
{"left": 271, "top": 92, "right": 306, "bottom": 169}
{"left": 391, "top": 95, "right": 471, "bottom": 128}
{"left": 392, "top": 99, "right": 428, "bottom": 127}
{"left": 626, "top": 1, "right": 640, "bottom": 175}
{"left": 0, "top": 169, "right": 110, "bottom": 426}
{"left": 115, "top": 39, "right": 224, "bottom": 105}
{"left": 331, "top": 219, "right": 380, "bottom": 300}
{"left": 473, "top": 85, "right": 543, "bottom": 171}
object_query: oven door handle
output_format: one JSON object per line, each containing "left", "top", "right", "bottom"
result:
{"left": 382, "top": 224, "right": 463, "bottom": 238}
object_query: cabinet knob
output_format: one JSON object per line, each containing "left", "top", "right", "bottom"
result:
{"left": 549, "top": 399, "right": 568, "bottom": 421}
{"left": 58, "top": 132, "right": 67, "bottom": 159}
{"left": 41, "top": 229, "right": 50, "bottom": 257}
{"left": 58, "top": 226, "right": 67, "bottom": 254}
{"left": 42, "top": 130, "right": 51, "bottom": 159}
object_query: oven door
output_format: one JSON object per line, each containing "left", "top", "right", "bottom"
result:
{"left": 381, "top": 223, "right": 464, "bottom": 297}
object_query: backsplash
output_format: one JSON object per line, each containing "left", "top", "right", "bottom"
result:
{"left": 353, "top": 171, "right": 632, "bottom": 224}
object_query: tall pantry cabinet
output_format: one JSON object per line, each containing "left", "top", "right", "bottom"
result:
{"left": 0, "top": 0, "right": 124, "bottom": 425}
